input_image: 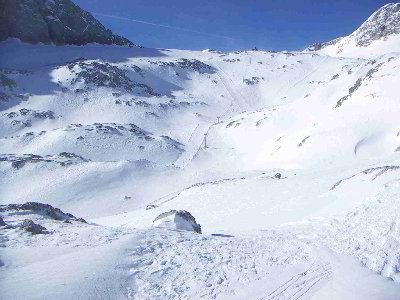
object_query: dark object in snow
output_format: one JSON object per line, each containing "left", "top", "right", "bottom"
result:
{"left": 0, "top": 202, "right": 87, "bottom": 223}
{"left": 153, "top": 210, "right": 202, "bottom": 234}
{"left": 1, "top": 153, "right": 88, "bottom": 169}
{"left": 0, "top": 216, "right": 6, "bottom": 226}
{"left": 274, "top": 173, "right": 282, "bottom": 179}
{"left": 21, "top": 219, "right": 47, "bottom": 234}
{"left": 211, "top": 233, "right": 234, "bottom": 238}
{"left": 146, "top": 204, "right": 158, "bottom": 210}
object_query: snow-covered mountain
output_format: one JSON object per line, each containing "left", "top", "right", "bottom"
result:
{"left": 1, "top": 2, "right": 400, "bottom": 299}
{"left": 308, "top": 3, "right": 400, "bottom": 58}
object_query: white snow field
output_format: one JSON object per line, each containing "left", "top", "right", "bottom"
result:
{"left": 2, "top": 2, "right": 400, "bottom": 299}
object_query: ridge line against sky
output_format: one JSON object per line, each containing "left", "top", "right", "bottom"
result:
{"left": 75, "top": 0, "right": 396, "bottom": 51}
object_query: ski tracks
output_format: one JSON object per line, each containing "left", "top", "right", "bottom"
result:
{"left": 172, "top": 121, "right": 210, "bottom": 168}
{"left": 261, "top": 263, "right": 332, "bottom": 300}
{"left": 216, "top": 67, "right": 252, "bottom": 112}
{"left": 173, "top": 66, "right": 254, "bottom": 169}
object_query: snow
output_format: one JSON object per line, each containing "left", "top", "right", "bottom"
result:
{"left": 1, "top": 3, "right": 400, "bottom": 298}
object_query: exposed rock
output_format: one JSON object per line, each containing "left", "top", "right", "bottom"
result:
{"left": 153, "top": 210, "right": 202, "bottom": 233}
{"left": 146, "top": 204, "right": 158, "bottom": 210}
{"left": 21, "top": 219, "right": 47, "bottom": 234}
{"left": 335, "top": 62, "right": 384, "bottom": 108}
{"left": 0, "top": 216, "right": 6, "bottom": 226}
{"left": 66, "top": 60, "right": 159, "bottom": 96}
{"left": 307, "top": 3, "right": 400, "bottom": 51}
{"left": 152, "top": 59, "right": 215, "bottom": 74}
{"left": 331, "top": 165, "right": 400, "bottom": 190}
{"left": 243, "top": 77, "right": 263, "bottom": 85}
{"left": 0, "top": 153, "right": 88, "bottom": 169}
{"left": 353, "top": 3, "right": 400, "bottom": 47}
{"left": 307, "top": 38, "right": 342, "bottom": 52}
{"left": 0, "top": 202, "right": 87, "bottom": 223}
{"left": 0, "top": 0, "right": 136, "bottom": 46}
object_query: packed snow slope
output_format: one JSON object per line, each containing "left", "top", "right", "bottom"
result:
{"left": 1, "top": 2, "right": 400, "bottom": 299}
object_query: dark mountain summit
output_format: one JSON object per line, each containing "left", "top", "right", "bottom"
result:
{"left": 0, "top": 0, "right": 136, "bottom": 46}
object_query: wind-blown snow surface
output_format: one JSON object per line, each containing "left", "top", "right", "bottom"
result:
{"left": 1, "top": 13, "right": 400, "bottom": 298}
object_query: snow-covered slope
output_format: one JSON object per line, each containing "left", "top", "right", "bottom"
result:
{"left": 308, "top": 3, "right": 400, "bottom": 58}
{"left": 1, "top": 2, "right": 400, "bottom": 299}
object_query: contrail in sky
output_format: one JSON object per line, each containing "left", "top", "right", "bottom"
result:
{"left": 93, "top": 12, "right": 235, "bottom": 41}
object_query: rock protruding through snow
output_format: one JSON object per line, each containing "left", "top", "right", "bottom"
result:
{"left": 153, "top": 210, "right": 202, "bottom": 233}
{"left": 0, "top": 202, "right": 86, "bottom": 223}
{"left": 20, "top": 219, "right": 48, "bottom": 234}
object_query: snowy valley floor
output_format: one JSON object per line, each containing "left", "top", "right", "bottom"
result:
{"left": 1, "top": 171, "right": 400, "bottom": 299}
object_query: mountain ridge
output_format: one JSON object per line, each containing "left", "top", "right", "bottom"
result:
{"left": 0, "top": 0, "right": 137, "bottom": 46}
{"left": 307, "top": 2, "right": 400, "bottom": 57}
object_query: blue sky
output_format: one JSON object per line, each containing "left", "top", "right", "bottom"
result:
{"left": 74, "top": 0, "right": 394, "bottom": 51}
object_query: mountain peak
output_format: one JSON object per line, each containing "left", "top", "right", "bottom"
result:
{"left": 0, "top": 0, "right": 137, "bottom": 46}
{"left": 352, "top": 2, "right": 400, "bottom": 47}
{"left": 307, "top": 3, "right": 400, "bottom": 57}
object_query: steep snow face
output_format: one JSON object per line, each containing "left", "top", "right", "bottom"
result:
{"left": 309, "top": 3, "right": 400, "bottom": 58}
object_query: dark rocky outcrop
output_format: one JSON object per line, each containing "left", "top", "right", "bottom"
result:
{"left": 0, "top": 0, "right": 136, "bottom": 46}
{"left": 353, "top": 3, "right": 400, "bottom": 47}
{"left": 0, "top": 153, "right": 89, "bottom": 169}
{"left": 153, "top": 210, "right": 202, "bottom": 234}
{"left": 151, "top": 59, "right": 215, "bottom": 74}
{"left": 3, "top": 108, "right": 55, "bottom": 121}
{"left": 66, "top": 60, "right": 158, "bottom": 96}
{"left": 0, "top": 202, "right": 87, "bottom": 222}
{"left": 21, "top": 219, "right": 48, "bottom": 234}
{"left": 243, "top": 77, "right": 263, "bottom": 85}
{"left": 307, "top": 3, "right": 400, "bottom": 51}
{"left": 0, "top": 216, "right": 6, "bottom": 226}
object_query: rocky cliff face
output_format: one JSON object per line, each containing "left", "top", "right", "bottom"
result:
{"left": 307, "top": 3, "right": 400, "bottom": 56}
{"left": 0, "top": 0, "right": 136, "bottom": 46}
{"left": 352, "top": 3, "right": 400, "bottom": 47}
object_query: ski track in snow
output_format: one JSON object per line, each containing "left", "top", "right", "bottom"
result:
{"left": 216, "top": 67, "right": 252, "bottom": 112}
{"left": 174, "top": 67, "right": 252, "bottom": 169}
{"left": 262, "top": 263, "right": 332, "bottom": 300}
{"left": 173, "top": 121, "right": 211, "bottom": 168}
